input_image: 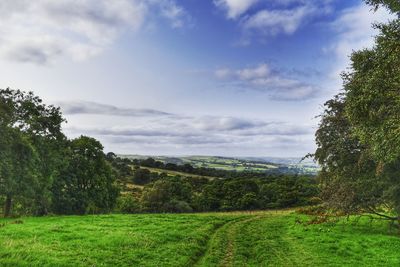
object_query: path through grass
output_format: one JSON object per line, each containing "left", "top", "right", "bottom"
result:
{"left": 1, "top": 211, "right": 400, "bottom": 266}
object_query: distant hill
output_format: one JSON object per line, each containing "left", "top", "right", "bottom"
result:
{"left": 119, "top": 155, "right": 319, "bottom": 175}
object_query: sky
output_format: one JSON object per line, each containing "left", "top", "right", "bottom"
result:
{"left": 0, "top": 0, "right": 395, "bottom": 157}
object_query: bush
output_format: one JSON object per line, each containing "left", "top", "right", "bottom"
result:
{"left": 116, "top": 195, "right": 141, "bottom": 213}
{"left": 164, "top": 200, "right": 193, "bottom": 213}
{"left": 239, "top": 193, "right": 260, "bottom": 210}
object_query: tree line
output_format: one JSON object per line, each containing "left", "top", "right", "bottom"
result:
{"left": 124, "top": 156, "right": 301, "bottom": 180}
{"left": 0, "top": 89, "right": 118, "bottom": 217}
{"left": 109, "top": 156, "right": 319, "bottom": 213}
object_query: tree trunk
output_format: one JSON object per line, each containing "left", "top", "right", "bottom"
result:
{"left": 4, "top": 194, "right": 12, "bottom": 218}
{"left": 398, "top": 217, "right": 400, "bottom": 234}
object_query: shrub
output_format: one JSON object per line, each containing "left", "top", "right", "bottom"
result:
{"left": 116, "top": 195, "right": 141, "bottom": 213}
{"left": 163, "top": 200, "right": 193, "bottom": 213}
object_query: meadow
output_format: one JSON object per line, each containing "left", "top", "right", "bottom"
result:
{"left": 1, "top": 210, "right": 399, "bottom": 266}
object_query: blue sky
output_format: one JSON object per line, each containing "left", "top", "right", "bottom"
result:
{"left": 0, "top": 0, "right": 394, "bottom": 157}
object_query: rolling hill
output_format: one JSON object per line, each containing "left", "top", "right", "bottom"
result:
{"left": 120, "top": 155, "right": 319, "bottom": 175}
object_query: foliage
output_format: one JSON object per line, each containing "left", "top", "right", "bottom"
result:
{"left": 365, "top": 0, "right": 400, "bottom": 13}
{"left": 0, "top": 89, "right": 121, "bottom": 216}
{"left": 141, "top": 177, "right": 192, "bottom": 212}
{"left": 314, "top": 95, "right": 383, "bottom": 215}
{"left": 314, "top": 3, "right": 400, "bottom": 219}
{"left": 52, "top": 136, "right": 119, "bottom": 215}
{"left": 132, "top": 167, "right": 152, "bottom": 185}
{"left": 115, "top": 194, "right": 141, "bottom": 213}
{"left": 135, "top": 173, "right": 318, "bottom": 213}
{"left": 0, "top": 88, "right": 66, "bottom": 217}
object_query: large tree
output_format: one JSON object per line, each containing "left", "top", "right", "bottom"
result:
{"left": 52, "top": 136, "right": 119, "bottom": 215}
{"left": 0, "top": 88, "right": 65, "bottom": 217}
{"left": 0, "top": 127, "right": 38, "bottom": 217}
{"left": 314, "top": 95, "right": 386, "bottom": 215}
{"left": 315, "top": 2, "right": 400, "bottom": 220}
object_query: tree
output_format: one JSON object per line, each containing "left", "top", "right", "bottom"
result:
{"left": 141, "top": 177, "right": 192, "bottom": 212}
{"left": 0, "top": 88, "right": 65, "bottom": 217}
{"left": 0, "top": 127, "right": 38, "bottom": 217}
{"left": 314, "top": 1, "right": 400, "bottom": 220}
{"left": 365, "top": 0, "right": 400, "bottom": 13}
{"left": 220, "top": 179, "right": 259, "bottom": 211}
{"left": 239, "top": 193, "right": 259, "bottom": 210}
{"left": 344, "top": 19, "right": 400, "bottom": 217}
{"left": 195, "top": 181, "right": 224, "bottom": 211}
{"left": 132, "top": 168, "right": 151, "bottom": 185}
{"left": 52, "top": 136, "right": 119, "bottom": 215}
{"left": 314, "top": 95, "right": 377, "bottom": 214}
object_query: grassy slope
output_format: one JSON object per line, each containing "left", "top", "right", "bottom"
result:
{"left": 1, "top": 211, "right": 400, "bottom": 266}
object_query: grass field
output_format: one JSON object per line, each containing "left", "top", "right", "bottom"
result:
{"left": 1, "top": 210, "right": 399, "bottom": 266}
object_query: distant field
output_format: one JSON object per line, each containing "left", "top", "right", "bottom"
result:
{"left": 140, "top": 166, "right": 218, "bottom": 180}
{"left": 122, "top": 155, "right": 320, "bottom": 175}
{"left": 1, "top": 210, "right": 399, "bottom": 266}
{"left": 184, "top": 156, "right": 278, "bottom": 171}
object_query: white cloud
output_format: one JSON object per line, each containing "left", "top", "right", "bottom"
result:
{"left": 192, "top": 116, "right": 266, "bottom": 131}
{"left": 214, "top": 0, "right": 260, "bottom": 19}
{"left": 242, "top": 5, "right": 317, "bottom": 36}
{"left": 155, "top": 0, "right": 191, "bottom": 28}
{"left": 214, "top": 0, "right": 333, "bottom": 38}
{"left": 328, "top": 4, "right": 395, "bottom": 78}
{"left": 237, "top": 64, "right": 270, "bottom": 80}
{"left": 0, "top": 0, "right": 189, "bottom": 64}
{"left": 214, "top": 68, "right": 233, "bottom": 79}
{"left": 214, "top": 63, "right": 319, "bottom": 101}
{"left": 59, "top": 101, "right": 171, "bottom": 116}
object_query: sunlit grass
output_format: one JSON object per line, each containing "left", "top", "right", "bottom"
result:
{"left": 1, "top": 211, "right": 399, "bottom": 266}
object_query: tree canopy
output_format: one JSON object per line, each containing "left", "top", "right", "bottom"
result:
{"left": 314, "top": 1, "right": 400, "bottom": 220}
{"left": 0, "top": 89, "right": 119, "bottom": 217}
{"left": 365, "top": 0, "right": 400, "bottom": 13}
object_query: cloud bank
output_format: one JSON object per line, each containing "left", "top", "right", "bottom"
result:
{"left": 61, "top": 100, "right": 314, "bottom": 156}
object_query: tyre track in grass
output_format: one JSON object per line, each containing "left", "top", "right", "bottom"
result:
{"left": 193, "top": 213, "right": 266, "bottom": 267}
{"left": 191, "top": 216, "right": 248, "bottom": 267}
{"left": 220, "top": 215, "right": 265, "bottom": 267}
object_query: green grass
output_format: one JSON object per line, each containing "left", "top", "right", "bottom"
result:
{"left": 1, "top": 211, "right": 400, "bottom": 266}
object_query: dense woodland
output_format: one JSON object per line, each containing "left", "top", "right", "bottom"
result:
{"left": 110, "top": 155, "right": 319, "bottom": 213}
